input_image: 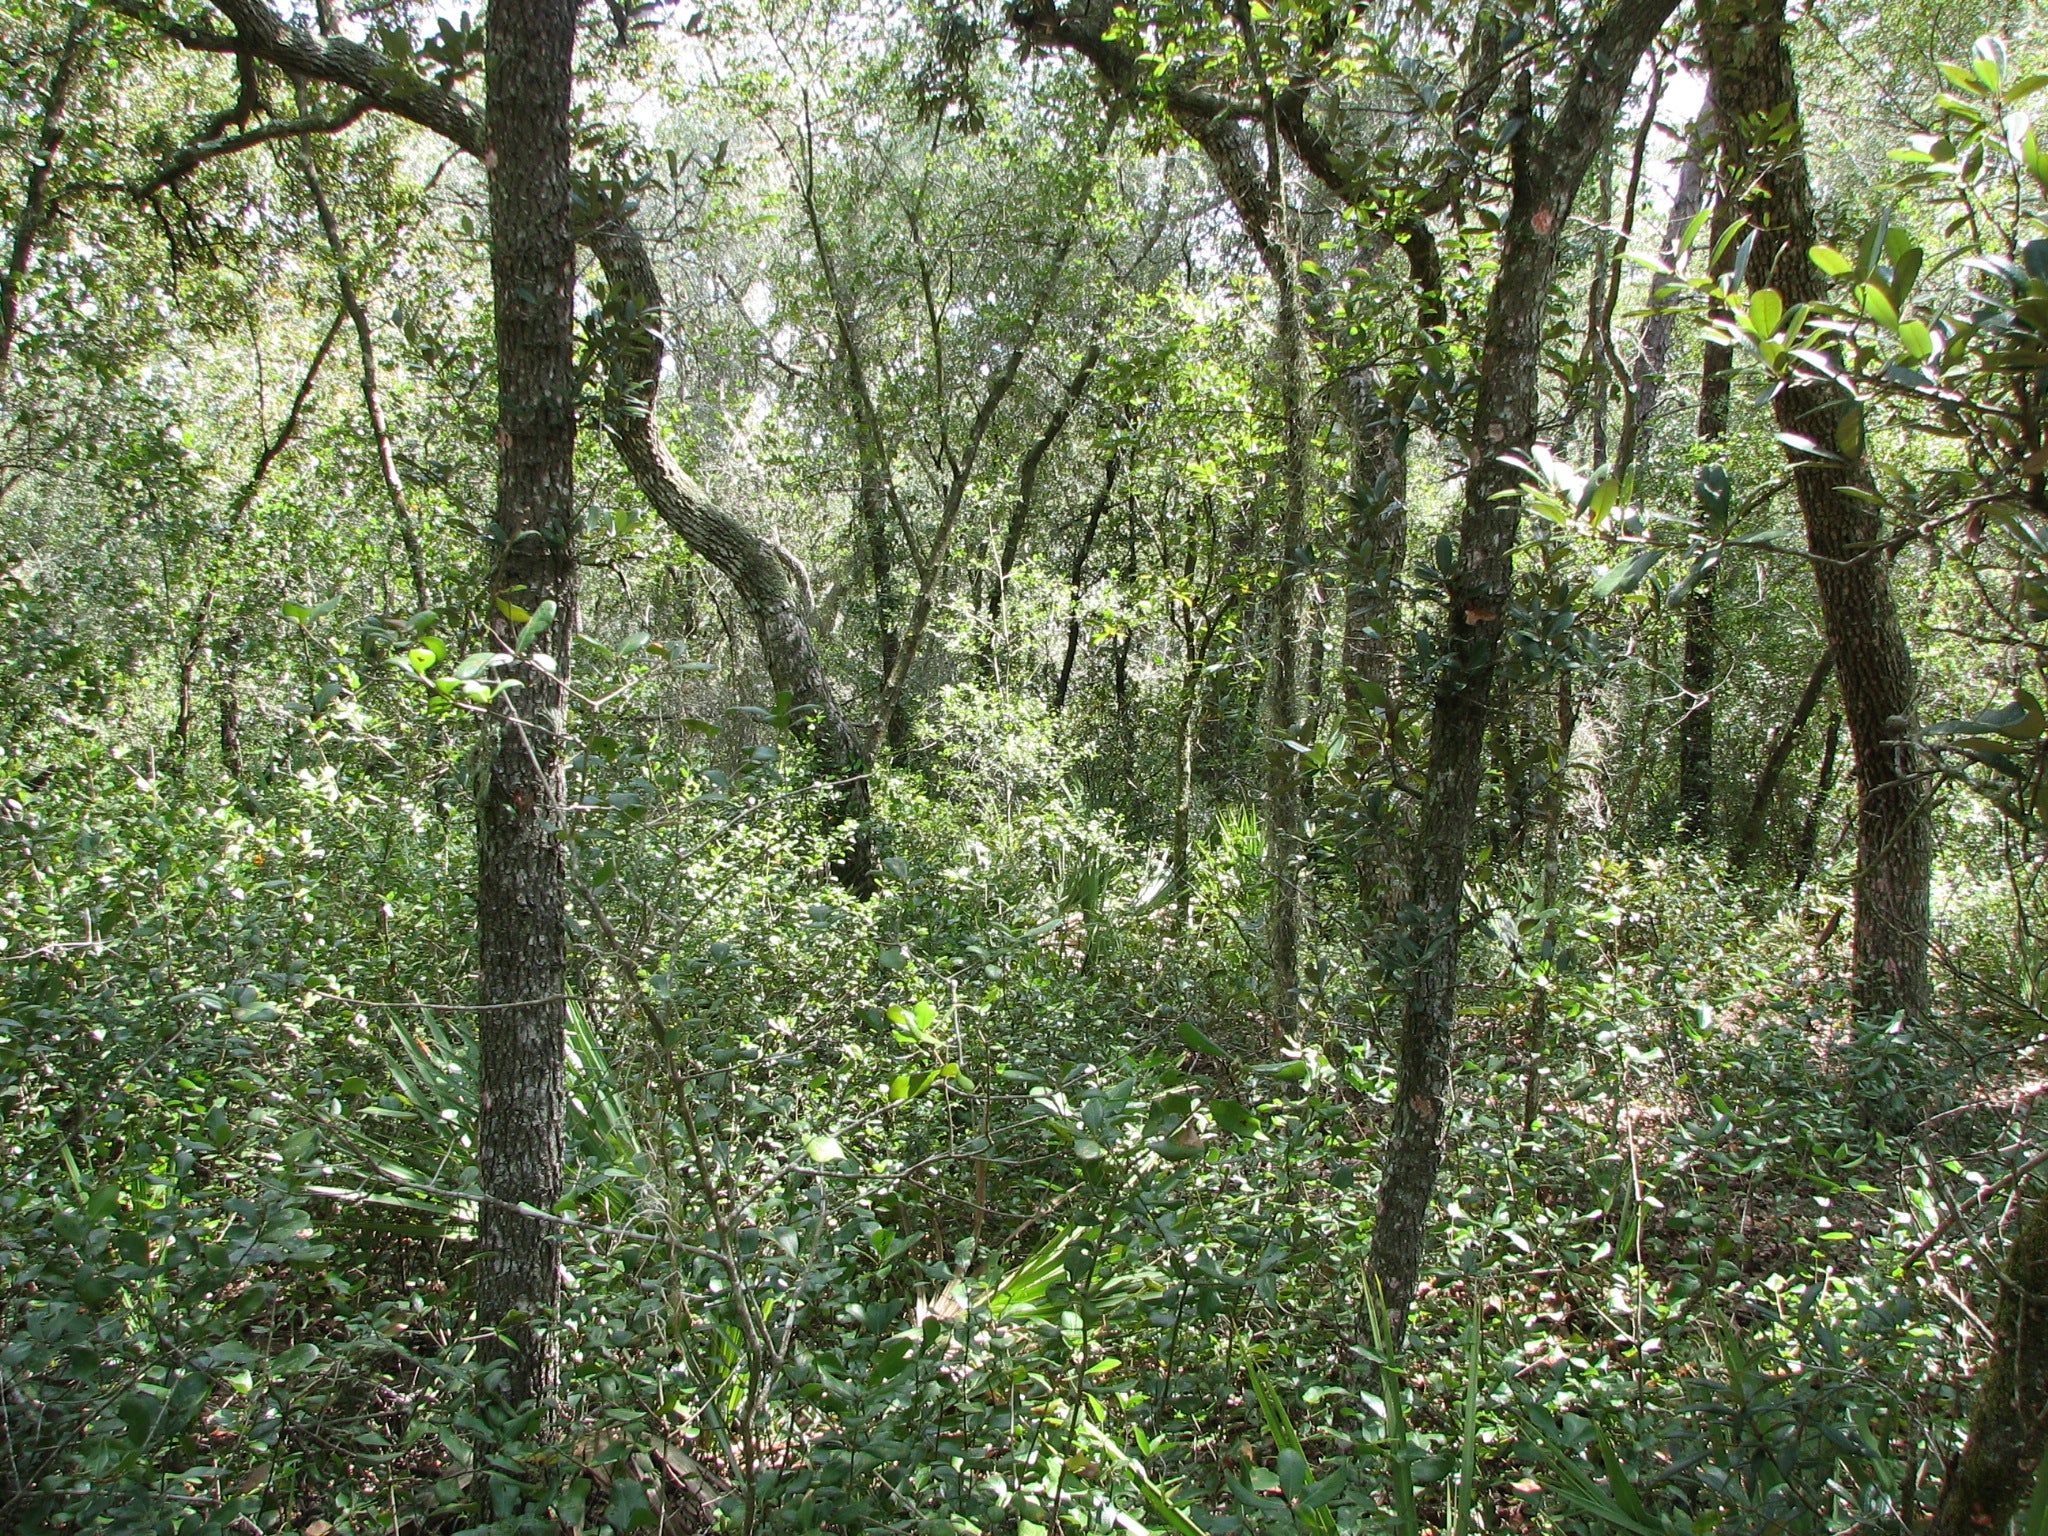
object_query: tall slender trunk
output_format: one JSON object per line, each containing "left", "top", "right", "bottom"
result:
{"left": 1265, "top": 221, "right": 1308, "bottom": 1036}
{"left": 217, "top": 626, "right": 244, "bottom": 781}
{"left": 475, "top": 0, "right": 578, "bottom": 1410}
{"left": 0, "top": 10, "right": 88, "bottom": 384}
{"left": 1683, "top": 179, "right": 1736, "bottom": 845}
{"left": 299, "top": 135, "right": 430, "bottom": 609}
{"left": 1704, "top": 0, "right": 1932, "bottom": 1021}
{"left": 1521, "top": 674, "right": 1575, "bottom": 1129}
{"left": 1612, "top": 123, "right": 1707, "bottom": 478}
{"left": 1731, "top": 646, "right": 1834, "bottom": 871}
{"left": 1793, "top": 713, "right": 1841, "bottom": 892}
{"left": 1679, "top": 582, "right": 1715, "bottom": 839}
{"left": 1368, "top": 0, "right": 1682, "bottom": 1338}
{"left": 989, "top": 342, "right": 1101, "bottom": 646}
{"left": 1339, "top": 364, "right": 1407, "bottom": 711}
{"left": 1053, "top": 456, "right": 1116, "bottom": 711}
{"left": 859, "top": 463, "right": 907, "bottom": 754}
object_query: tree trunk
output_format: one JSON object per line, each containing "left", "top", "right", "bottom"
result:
{"left": 1264, "top": 222, "right": 1308, "bottom": 1037}
{"left": 1928, "top": 1181, "right": 2048, "bottom": 1535}
{"left": 217, "top": 626, "right": 244, "bottom": 780}
{"left": 1339, "top": 364, "right": 1407, "bottom": 711}
{"left": 299, "top": 135, "right": 430, "bottom": 609}
{"left": 1367, "top": 0, "right": 1682, "bottom": 1338}
{"left": 1681, "top": 184, "right": 1735, "bottom": 848}
{"left": 990, "top": 342, "right": 1101, "bottom": 642}
{"left": 1053, "top": 456, "right": 1116, "bottom": 711}
{"left": 1731, "top": 646, "right": 1834, "bottom": 871}
{"left": 475, "top": 0, "right": 578, "bottom": 1410}
{"left": 1678, "top": 581, "right": 1715, "bottom": 840}
{"left": 584, "top": 217, "right": 877, "bottom": 895}
{"left": 124, "top": 0, "right": 869, "bottom": 887}
{"left": 1521, "top": 674, "right": 1575, "bottom": 1130}
{"left": 1612, "top": 123, "right": 1706, "bottom": 478}
{"left": 1793, "top": 713, "right": 1841, "bottom": 892}
{"left": 0, "top": 9, "right": 89, "bottom": 383}
{"left": 1704, "top": 0, "right": 1933, "bottom": 1021}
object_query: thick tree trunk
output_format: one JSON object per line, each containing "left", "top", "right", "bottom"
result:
{"left": 1705, "top": 0, "right": 1932, "bottom": 1021}
{"left": 1928, "top": 1182, "right": 2048, "bottom": 1535}
{"left": 585, "top": 218, "right": 876, "bottom": 894}
{"left": 475, "top": 0, "right": 578, "bottom": 1410}
{"left": 1367, "top": 0, "right": 1682, "bottom": 1338}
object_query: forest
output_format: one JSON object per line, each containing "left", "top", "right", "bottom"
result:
{"left": 7, "top": 0, "right": 2048, "bottom": 1527}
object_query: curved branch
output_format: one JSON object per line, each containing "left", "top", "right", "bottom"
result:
{"left": 585, "top": 213, "right": 876, "bottom": 893}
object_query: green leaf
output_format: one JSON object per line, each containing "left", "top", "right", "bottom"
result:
{"left": 272, "top": 1342, "right": 322, "bottom": 1374}
{"left": 1178, "top": 1020, "right": 1229, "bottom": 1057}
{"left": 607, "top": 1474, "right": 657, "bottom": 1532}
{"left": 805, "top": 1133, "right": 845, "bottom": 1163}
{"left": 1857, "top": 281, "right": 1900, "bottom": 327}
{"left": 514, "top": 599, "right": 558, "bottom": 653}
{"left": 1210, "top": 1099, "right": 1259, "bottom": 1137}
{"left": 1809, "top": 244, "right": 1854, "bottom": 277}
{"left": 1835, "top": 402, "right": 1866, "bottom": 460}
{"left": 1592, "top": 546, "right": 1664, "bottom": 599}
{"left": 1277, "top": 1447, "right": 1309, "bottom": 1501}
{"left": 117, "top": 1394, "right": 160, "bottom": 1447}
{"left": 1748, "top": 287, "right": 1784, "bottom": 337}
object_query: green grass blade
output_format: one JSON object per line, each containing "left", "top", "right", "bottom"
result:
{"left": 1451, "top": 1298, "right": 1484, "bottom": 1536}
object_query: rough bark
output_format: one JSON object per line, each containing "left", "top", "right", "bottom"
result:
{"left": 1704, "top": 0, "right": 1932, "bottom": 1021}
{"left": 474, "top": 0, "right": 578, "bottom": 1410}
{"left": 1368, "top": 0, "right": 1683, "bottom": 1338}
{"left": 584, "top": 216, "right": 877, "bottom": 894}
{"left": 1928, "top": 1182, "right": 2048, "bottom": 1535}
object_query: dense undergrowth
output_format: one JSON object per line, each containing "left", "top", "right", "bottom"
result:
{"left": 0, "top": 686, "right": 2024, "bottom": 1535}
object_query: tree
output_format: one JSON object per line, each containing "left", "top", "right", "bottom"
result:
{"left": 471, "top": 0, "right": 580, "bottom": 1409}
{"left": 1703, "top": 0, "right": 1933, "bottom": 1023}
